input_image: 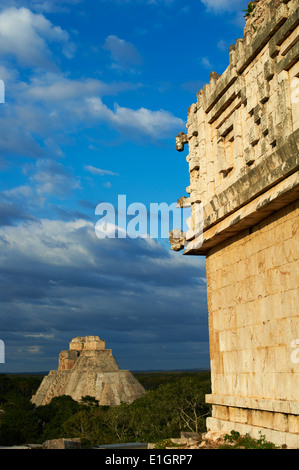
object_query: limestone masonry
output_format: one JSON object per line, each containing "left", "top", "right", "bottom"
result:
{"left": 171, "top": 0, "right": 299, "bottom": 449}
{"left": 31, "top": 336, "right": 145, "bottom": 406}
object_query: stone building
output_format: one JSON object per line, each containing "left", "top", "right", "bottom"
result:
{"left": 31, "top": 336, "right": 145, "bottom": 406}
{"left": 170, "top": 0, "right": 299, "bottom": 448}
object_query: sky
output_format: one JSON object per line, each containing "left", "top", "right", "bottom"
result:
{"left": 0, "top": 0, "right": 248, "bottom": 373}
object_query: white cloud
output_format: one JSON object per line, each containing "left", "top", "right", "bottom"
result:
{"left": 2, "top": 185, "right": 34, "bottom": 200}
{"left": 18, "top": 345, "right": 42, "bottom": 354}
{"left": 200, "top": 0, "right": 245, "bottom": 12}
{"left": 27, "top": 76, "right": 110, "bottom": 101}
{"left": 103, "top": 35, "right": 143, "bottom": 72}
{"left": 23, "top": 333, "right": 54, "bottom": 338}
{"left": 0, "top": 63, "right": 18, "bottom": 83}
{"left": 87, "top": 0, "right": 176, "bottom": 5}
{"left": 25, "top": 74, "right": 141, "bottom": 102}
{"left": 85, "top": 165, "right": 119, "bottom": 177}
{"left": 28, "top": 158, "right": 81, "bottom": 197}
{"left": 87, "top": 97, "right": 185, "bottom": 139}
{"left": 0, "top": 0, "right": 82, "bottom": 13}
{"left": 217, "top": 39, "right": 228, "bottom": 51}
{"left": 0, "top": 63, "right": 180, "bottom": 162}
{"left": 200, "top": 57, "right": 212, "bottom": 69}
{"left": 0, "top": 65, "right": 145, "bottom": 160}
{"left": 0, "top": 15, "right": 182, "bottom": 161}
{"left": 0, "top": 7, "right": 71, "bottom": 68}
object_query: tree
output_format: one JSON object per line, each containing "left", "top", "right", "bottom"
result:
{"left": 80, "top": 395, "right": 99, "bottom": 407}
{"left": 0, "top": 401, "right": 41, "bottom": 445}
{"left": 35, "top": 395, "right": 81, "bottom": 442}
{"left": 169, "top": 377, "right": 211, "bottom": 433}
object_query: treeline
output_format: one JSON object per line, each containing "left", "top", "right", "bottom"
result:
{"left": 0, "top": 371, "right": 211, "bottom": 448}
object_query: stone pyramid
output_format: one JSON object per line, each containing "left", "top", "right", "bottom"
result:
{"left": 31, "top": 336, "right": 145, "bottom": 406}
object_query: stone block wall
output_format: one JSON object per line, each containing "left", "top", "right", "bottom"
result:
{"left": 205, "top": 199, "right": 299, "bottom": 448}
{"left": 58, "top": 350, "right": 78, "bottom": 370}
{"left": 171, "top": 0, "right": 299, "bottom": 448}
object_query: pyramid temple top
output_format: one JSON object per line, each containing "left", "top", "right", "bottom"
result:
{"left": 69, "top": 336, "right": 106, "bottom": 351}
{"left": 31, "top": 336, "right": 145, "bottom": 406}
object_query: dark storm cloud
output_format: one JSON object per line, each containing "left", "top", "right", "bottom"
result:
{"left": 0, "top": 218, "right": 209, "bottom": 371}
{"left": 0, "top": 202, "right": 37, "bottom": 226}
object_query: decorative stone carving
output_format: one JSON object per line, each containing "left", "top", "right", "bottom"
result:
{"left": 171, "top": 0, "right": 299, "bottom": 449}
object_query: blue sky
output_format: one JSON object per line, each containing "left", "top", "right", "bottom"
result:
{"left": 0, "top": 0, "right": 248, "bottom": 373}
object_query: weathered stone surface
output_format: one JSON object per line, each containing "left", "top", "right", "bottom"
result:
{"left": 169, "top": 229, "right": 185, "bottom": 252}
{"left": 170, "top": 0, "right": 299, "bottom": 254}
{"left": 171, "top": 0, "right": 299, "bottom": 449}
{"left": 180, "top": 431, "right": 201, "bottom": 440}
{"left": 42, "top": 438, "right": 81, "bottom": 449}
{"left": 69, "top": 336, "right": 106, "bottom": 352}
{"left": 31, "top": 336, "right": 145, "bottom": 407}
